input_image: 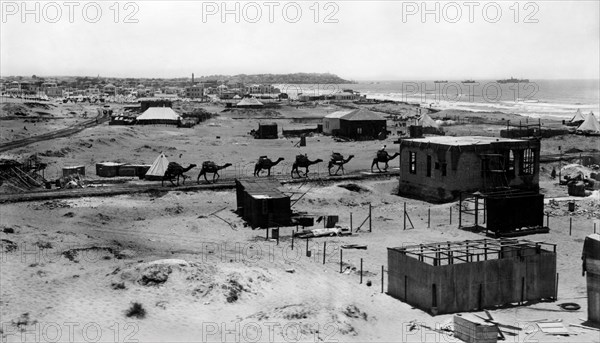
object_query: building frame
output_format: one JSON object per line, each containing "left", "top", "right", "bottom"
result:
{"left": 387, "top": 238, "right": 557, "bottom": 315}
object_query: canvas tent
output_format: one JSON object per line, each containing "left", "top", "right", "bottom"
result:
{"left": 570, "top": 109, "right": 586, "bottom": 123}
{"left": 136, "top": 107, "right": 181, "bottom": 125}
{"left": 418, "top": 113, "right": 440, "bottom": 129}
{"left": 144, "top": 153, "right": 169, "bottom": 180}
{"left": 237, "top": 98, "right": 264, "bottom": 108}
{"left": 577, "top": 112, "right": 600, "bottom": 135}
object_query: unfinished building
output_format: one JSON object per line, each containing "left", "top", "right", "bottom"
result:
{"left": 397, "top": 136, "right": 541, "bottom": 202}
{"left": 387, "top": 239, "right": 557, "bottom": 315}
{"left": 235, "top": 178, "right": 291, "bottom": 228}
{"left": 457, "top": 189, "right": 547, "bottom": 237}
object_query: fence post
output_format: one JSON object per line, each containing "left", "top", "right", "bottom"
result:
{"left": 369, "top": 203, "right": 372, "bottom": 232}
{"left": 403, "top": 202, "right": 407, "bottom": 230}
{"left": 428, "top": 208, "right": 431, "bottom": 228}
{"left": 350, "top": 212, "right": 353, "bottom": 231}
{"left": 555, "top": 273, "right": 559, "bottom": 300}
{"left": 381, "top": 265, "right": 384, "bottom": 293}
{"left": 340, "top": 249, "right": 343, "bottom": 273}
{"left": 323, "top": 242, "right": 326, "bottom": 265}
{"left": 360, "top": 258, "right": 363, "bottom": 284}
{"left": 291, "top": 233, "right": 294, "bottom": 250}
{"left": 306, "top": 238, "right": 309, "bottom": 257}
{"left": 569, "top": 217, "right": 572, "bottom": 236}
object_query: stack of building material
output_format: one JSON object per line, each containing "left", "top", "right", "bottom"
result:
{"left": 454, "top": 315, "right": 497, "bottom": 343}
{"left": 0, "top": 158, "right": 45, "bottom": 191}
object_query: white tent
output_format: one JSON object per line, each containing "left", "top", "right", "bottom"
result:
{"left": 145, "top": 153, "right": 169, "bottom": 180}
{"left": 237, "top": 97, "right": 263, "bottom": 107}
{"left": 136, "top": 107, "right": 181, "bottom": 125}
{"left": 418, "top": 113, "right": 440, "bottom": 129}
{"left": 576, "top": 112, "right": 600, "bottom": 135}
{"left": 570, "top": 109, "right": 585, "bottom": 122}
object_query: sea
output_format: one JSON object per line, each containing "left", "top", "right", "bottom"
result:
{"left": 277, "top": 79, "right": 600, "bottom": 121}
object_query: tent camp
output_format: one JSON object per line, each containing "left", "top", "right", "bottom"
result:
{"left": 136, "top": 107, "right": 182, "bottom": 125}
{"left": 145, "top": 153, "right": 169, "bottom": 180}
{"left": 237, "top": 98, "right": 264, "bottom": 108}
{"left": 570, "top": 109, "right": 586, "bottom": 123}
{"left": 418, "top": 113, "right": 440, "bottom": 129}
{"left": 576, "top": 112, "right": 600, "bottom": 135}
{"left": 417, "top": 113, "right": 444, "bottom": 135}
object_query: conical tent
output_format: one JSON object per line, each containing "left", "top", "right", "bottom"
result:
{"left": 577, "top": 112, "right": 600, "bottom": 134}
{"left": 570, "top": 109, "right": 585, "bottom": 122}
{"left": 145, "top": 153, "right": 169, "bottom": 180}
{"left": 418, "top": 113, "right": 440, "bottom": 128}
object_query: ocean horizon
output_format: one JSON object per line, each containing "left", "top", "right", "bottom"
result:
{"left": 278, "top": 79, "right": 600, "bottom": 121}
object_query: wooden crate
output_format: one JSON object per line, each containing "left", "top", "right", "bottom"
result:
{"left": 454, "top": 315, "right": 497, "bottom": 343}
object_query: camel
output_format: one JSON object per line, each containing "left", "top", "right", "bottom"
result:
{"left": 328, "top": 153, "right": 354, "bottom": 176}
{"left": 291, "top": 155, "right": 323, "bottom": 178}
{"left": 197, "top": 161, "right": 232, "bottom": 183}
{"left": 162, "top": 162, "right": 197, "bottom": 186}
{"left": 254, "top": 156, "right": 284, "bottom": 177}
{"left": 371, "top": 151, "right": 400, "bottom": 172}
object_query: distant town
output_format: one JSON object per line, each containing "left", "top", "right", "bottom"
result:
{"left": 0, "top": 72, "right": 357, "bottom": 103}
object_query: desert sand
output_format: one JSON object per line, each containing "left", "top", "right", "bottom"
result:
{"left": 1, "top": 98, "right": 599, "bottom": 342}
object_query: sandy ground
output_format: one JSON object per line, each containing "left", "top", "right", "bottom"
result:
{"left": 1, "top": 100, "right": 600, "bottom": 342}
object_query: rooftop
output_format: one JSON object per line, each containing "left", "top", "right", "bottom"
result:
{"left": 339, "top": 108, "right": 385, "bottom": 121}
{"left": 324, "top": 110, "right": 353, "bottom": 119}
{"left": 237, "top": 178, "right": 288, "bottom": 199}
{"left": 399, "top": 136, "right": 530, "bottom": 146}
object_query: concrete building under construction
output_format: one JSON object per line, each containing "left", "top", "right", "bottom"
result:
{"left": 387, "top": 239, "right": 557, "bottom": 315}
{"left": 396, "top": 136, "right": 541, "bottom": 202}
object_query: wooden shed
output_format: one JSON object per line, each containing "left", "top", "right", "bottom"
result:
{"left": 387, "top": 239, "right": 557, "bottom": 315}
{"left": 338, "top": 108, "right": 387, "bottom": 140}
{"left": 235, "top": 178, "right": 291, "bottom": 228}
{"left": 582, "top": 234, "right": 600, "bottom": 324}
{"left": 323, "top": 110, "right": 351, "bottom": 135}
{"left": 96, "top": 162, "right": 124, "bottom": 177}
{"left": 118, "top": 164, "right": 151, "bottom": 178}
{"left": 458, "top": 189, "right": 547, "bottom": 236}
{"left": 254, "top": 123, "right": 278, "bottom": 139}
{"left": 62, "top": 165, "right": 85, "bottom": 177}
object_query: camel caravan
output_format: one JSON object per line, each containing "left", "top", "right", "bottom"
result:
{"left": 147, "top": 149, "right": 398, "bottom": 186}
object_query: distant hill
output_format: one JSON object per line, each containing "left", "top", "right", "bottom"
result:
{"left": 196, "top": 73, "right": 354, "bottom": 84}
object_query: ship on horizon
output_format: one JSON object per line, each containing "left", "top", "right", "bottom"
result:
{"left": 434, "top": 80, "right": 448, "bottom": 83}
{"left": 461, "top": 80, "right": 476, "bottom": 84}
{"left": 497, "top": 77, "right": 529, "bottom": 83}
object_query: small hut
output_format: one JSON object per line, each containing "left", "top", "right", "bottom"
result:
{"left": 235, "top": 178, "right": 291, "bottom": 228}
{"left": 254, "top": 123, "right": 278, "bottom": 139}
{"left": 338, "top": 108, "right": 387, "bottom": 140}
{"left": 582, "top": 234, "right": 600, "bottom": 324}
{"left": 323, "top": 110, "right": 352, "bottom": 135}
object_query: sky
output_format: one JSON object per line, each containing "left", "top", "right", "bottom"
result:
{"left": 1, "top": 0, "right": 599, "bottom": 80}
